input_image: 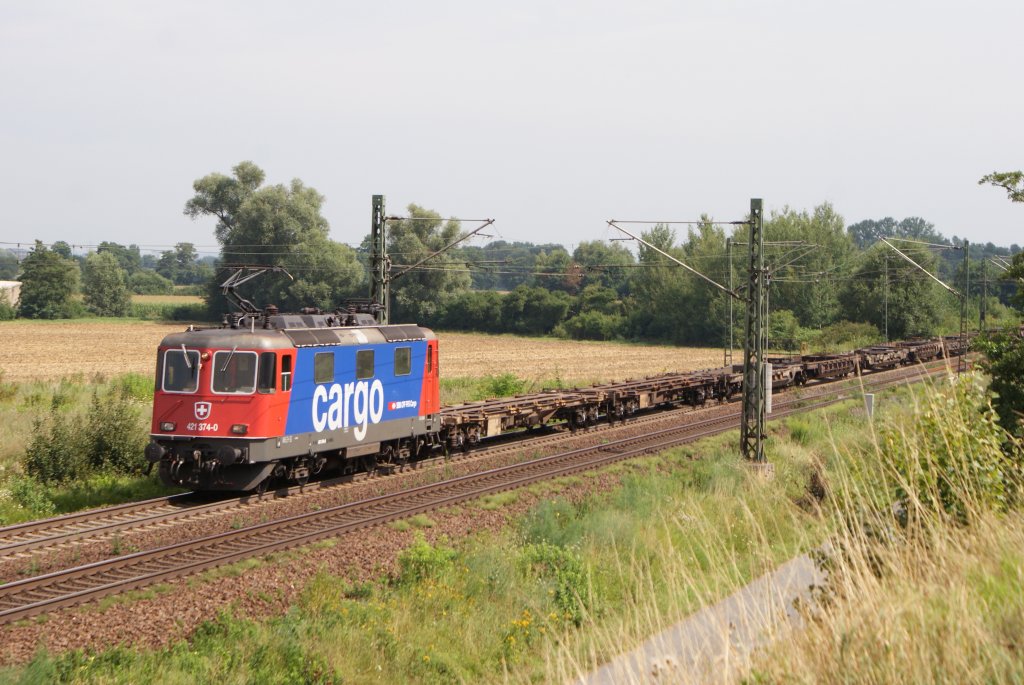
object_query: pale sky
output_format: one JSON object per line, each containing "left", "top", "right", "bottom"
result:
{"left": 1, "top": 1, "right": 1022, "bottom": 258}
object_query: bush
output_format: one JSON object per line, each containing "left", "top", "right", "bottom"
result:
{"left": 130, "top": 301, "right": 211, "bottom": 321}
{"left": 115, "top": 373, "right": 155, "bottom": 402}
{"left": 477, "top": 373, "right": 527, "bottom": 399}
{"left": 810, "top": 320, "right": 882, "bottom": 352}
{"left": 86, "top": 385, "right": 148, "bottom": 474}
{"left": 555, "top": 311, "right": 626, "bottom": 341}
{"left": 129, "top": 271, "right": 174, "bottom": 295}
{"left": 884, "top": 377, "right": 1023, "bottom": 523}
{"left": 501, "top": 286, "right": 572, "bottom": 335}
{"left": 396, "top": 533, "right": 457, "bottom": 585}
{"left": 24, "top": 411, "right": 86, "bottom": 484}
{"left": 60, "top": 299, "right": 91, "bottom": 319}
{"left": 441, "top": 290, "right": 505, "bottom": 332}
{"left": 520, "top": 541, "right": 590, "bottom": 625}
{"left": 7, "top": 476, "right": 57, "bottom": 518}
{"left": 22, "top": 383, "right": 148, "bottom": 484}
{"left": 975, "top": 331, "right": 1024, "bottom": 438}
{"left": 0, "top": 301, "right": 15, "bottom": 320}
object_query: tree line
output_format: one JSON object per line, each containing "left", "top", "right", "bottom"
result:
{"left": 4, "top": 161, "right": 1021, "bottom": 351}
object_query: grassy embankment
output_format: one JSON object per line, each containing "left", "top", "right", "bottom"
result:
{"left": 7, "top": 367, "right": 1010, "bottom": 683}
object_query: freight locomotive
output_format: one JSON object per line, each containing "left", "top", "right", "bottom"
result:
{"left": 145, "top": 275, "right": 972, "bottom": 493}
{"left": 146, "top": 304, "right": 442, "bottom": 491}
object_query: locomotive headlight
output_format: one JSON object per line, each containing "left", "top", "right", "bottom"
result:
{"left": 231, "top": 423, "right": 249, "bottom": 435}
{"left": 160, "top": 422, "right": 176, "bottom": 432}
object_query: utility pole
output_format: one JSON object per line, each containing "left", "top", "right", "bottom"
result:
{"left": 725, "top": 237, "right": 734, "bottom": 367}
{"left": 883, "top": 252, "right": 889, "bottom": 342}
{"left": 370, "top": 195, "right": 389, "bottom": 324}
{"left": 741, "top": 198, "right": 766, "bottom": 463}
{"left": 959, "top": 240, "right": 969, "bottom": 374}
{"left": 980, "top": 258, "right": 988, "bottom": 330}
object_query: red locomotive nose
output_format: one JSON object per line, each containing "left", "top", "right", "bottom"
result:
{"left": 151, "top": 345, "right": 292, "bottom": 439}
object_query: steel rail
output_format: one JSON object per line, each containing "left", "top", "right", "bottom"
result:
{"left": 0, "top": 361, "right": 955, "bottom": 625}
{"left": 0, "top": 474, "right": 362, "bottom": 558}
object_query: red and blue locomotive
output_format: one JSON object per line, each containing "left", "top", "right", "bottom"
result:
{"left": 145, "top": 303, "right": 441, "bottom": 492}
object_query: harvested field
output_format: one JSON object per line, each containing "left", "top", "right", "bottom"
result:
{"left": 132, "top": 294, "right": 204, "bottom": 305}
{"left": 439, "top": 332, "right": 726, "bottom": 384}
{"left": 0, "top": 320, "right": 180, "bottom": 383}
{"left": 0, "top": 321, "right": 727, "bottom": 384}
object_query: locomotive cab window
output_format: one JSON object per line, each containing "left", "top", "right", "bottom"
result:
{"left": 162, "top": 349, "right": 200, "bottom": 393}
{"left": 356, "top": 350, "right": 374, "bottom": 380}
{"left": 314, "top": 352, "right": 334, "bottom": 384}
{"left": 257, "top": 352, "right": 276, "bottom": 394}
{"left": 394, "top": 347, "right": 411, "bottom": 376}
{"left": 281, "top": 354, "right": 293, "bottom": 391}
{"left": 212, "top": 350, "right": 257, "bottom": 394}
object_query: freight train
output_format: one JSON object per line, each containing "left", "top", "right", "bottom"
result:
{"left": 146, "top": 302, "right": 971, "bottom": 493}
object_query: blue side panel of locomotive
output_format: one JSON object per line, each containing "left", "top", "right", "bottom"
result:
{"left": 284, "top": 341, "right": 429, "bottom": 437}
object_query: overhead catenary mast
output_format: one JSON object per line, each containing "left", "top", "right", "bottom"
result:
{"left": 608, "top": 198, "right": 770, "bottom": 465}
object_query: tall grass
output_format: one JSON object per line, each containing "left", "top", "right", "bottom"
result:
{"left": 742, "top": 373, "right": 1024, "bottom": 684}
{"left": 532, "top": 371, "right": 1024, "bottom": 684}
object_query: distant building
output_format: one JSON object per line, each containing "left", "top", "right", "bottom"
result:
{"left": 0, "top": 281, "right": 21, "bottom": 307}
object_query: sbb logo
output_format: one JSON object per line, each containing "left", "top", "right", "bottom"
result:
{"left": 311, "top": 379, "right": 384, "bottom": 441}
{"left": 388, "top": 400, "right": 417, "bottom": 410}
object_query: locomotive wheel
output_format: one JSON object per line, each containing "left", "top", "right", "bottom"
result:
{"left": 362, "top": 453, "right": 378, "bottom": 473}
{"left": 379, "top": 443, "right": 396, "bottom": 465}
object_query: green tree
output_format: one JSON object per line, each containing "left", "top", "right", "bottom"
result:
{"left": 1003, "top": 252, "right": 1024, "bottom": 311}
{"left": 82, "top": 251, "right": 131, "bottom": 316}
{"left": 626, "top": 219, "right": 734, "bottom": 345}
{"left": 533, "top": 247, "right": 579, "bottom": 293}
{"left": 979, "top": 170, "right": 1024, "bottom": 203}
{"left": 385, "top": 204, "right": 472, "bottom": 323}
{"left": 847, "top": 216, "right": 948, "bottom": 250}
{"left": 50, "top": 241, "right": 73, "bottom": 260}
{"left": 0, "top": 249, "right": 18, "bottom": 280}
{"left": 839, "top": 243, "right": 949, "bottom": 338}
{"left": 185, "top": 161, "right": 364, "bottom": 315}
{"left": 572, "top": 240, "right": 635, "bottom": 293}
{"left": 97, "top": 242, "right": 141, "bottom": 275}
{"left": 765, "top": 204, "right": 854, "bottom": 329}
{"left": 156, "top": 242, "right": 209, "bottom": 285}
{"left": 17, "top": 241, "right": 79, "bottom": 319}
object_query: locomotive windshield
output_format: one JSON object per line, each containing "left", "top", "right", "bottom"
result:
{"left": 212, "top": 350, "right": 258, "bottom": 394}
{"left": 162, "top": 349, "right": 200, "bottom": 393}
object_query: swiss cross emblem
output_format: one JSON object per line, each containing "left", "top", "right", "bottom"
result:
{"left": 194, "top": 402, "right": 212, "bottom": 420}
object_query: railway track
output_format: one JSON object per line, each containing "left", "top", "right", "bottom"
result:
{"left": 0, "top": 357, "right": 959, "bottom": 562}
{"left": 0, "top": 359, "right": 958, "bottom": 625}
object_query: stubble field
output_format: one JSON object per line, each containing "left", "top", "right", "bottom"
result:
{"left": 0, "top": 320, "right": 727, "bottom": 384}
